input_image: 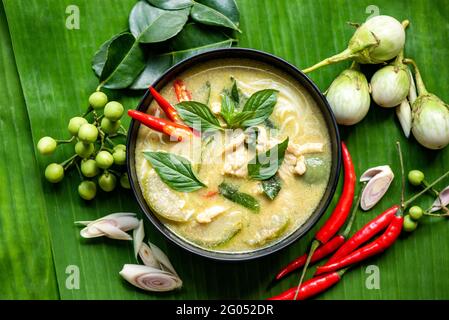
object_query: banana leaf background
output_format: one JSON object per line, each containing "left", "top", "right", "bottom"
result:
{"left": 1, "top": 0, "right": 449, "bottom": 299}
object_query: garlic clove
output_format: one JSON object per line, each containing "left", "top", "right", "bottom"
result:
{"left": 360, "top": 166, "right": 394, "bottom": 211}
{"left": 133, "top": 220, "right": 145, "bottom": 259}
{"left": 119, "top": 264, "right": 182, "bottom": 292}
{"left": 431, "top": 186, "right": 449, "bottom": 212}
{"left": 149, "top": 242, "right": 179, "bottom": 277}
{"left": 139, "top": 243, "right": 161, "bottom": 269}
{"left": 396, "top": 99, "right": 412, "bottom": 138}
{"left": 93, "top": 221, "right": 133, "bottom": 240}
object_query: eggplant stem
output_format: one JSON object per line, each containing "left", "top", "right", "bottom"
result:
{"left": 341, "top": 182, "right": 365, "bottom": 238}
{"left": 396, "top": 141, "right": 406, "bottom": 210}
{"left": 302, "top": 48, "right": 354, "bottom": 73}
{"left": 403, "top": 58, "right": 428, "bottom": 96}
{"left": 424, "top": 210, "right": 449, "bottom": 217}
{"left": 404, "top": 170, "right": 449, "bottom": 207}
{"left": 402, "top": 20, "right": 410, "bottom": 29}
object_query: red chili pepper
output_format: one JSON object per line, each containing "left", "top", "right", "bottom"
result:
{"left": 268, "top": 269, "right": 346, "bottom": 300}
{"left": 128, "top": 110, "right": 192, "bottom": 142}
{"left": 294, "top": 142, "right": 356, "bottom": 295}
{"left": 315, "top": 212, "right": 403, "bottom": 276}
{"left": 174, "top": 79, "right": 192, "bottom": 102}
{"left": 202, "top": 190, "right": 218, "bottom": 198}
{"left": 315, "top": 142, "right": 356, "bottom": 244}
{"left": 149, "top": 87, "right": 182, "bottom": 123}
{"left": 275, "top": 235, "right": 345, "bottom": 281}
{"left": 324, "top": 205, "right": 399, "bottom": 265}
{"left": 276, "top": 175, "right": 361, "bottom": 282}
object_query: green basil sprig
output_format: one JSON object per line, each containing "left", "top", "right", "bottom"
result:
{"left": 248, "top": 138, "right": 289, "bottom": 180}
{"left": 231, "top": 79, "right": 240, "bottom": 104}
{"left": 175, "top": 101, "right": 223, "bottom": 132}
{"left": 241, "top": 89, "right": 279, "bottom": 127}
{"left": 221, "top": 85, "right": 278, "bottom": 129}
{"left": 144, "top": 151, "right": 206, "bottom": 192}
{"left": 220, "top": 94, "right": 254, "bottom": 129}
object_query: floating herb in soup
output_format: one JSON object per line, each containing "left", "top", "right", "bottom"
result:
{"left": 133, "top": 59, "right": 332, "bottom": 253}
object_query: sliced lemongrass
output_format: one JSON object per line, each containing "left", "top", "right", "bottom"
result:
{"left": 431, "top": 186, "right": 449, "bottom": 212}
{"left": 78, "top": 212, "right": 137, "bottom": 228}
{"left": 149, "top": 242, "right": 178, "bottom": 276}
{"left": 80, "top": 225, "right": 105, "bottom": 238}
{"left": 78, "top": 212, "right": 139, "bottom": 240}
{"left": 91, "top": 221, "right": 133, "bottom": 240}
{"left": 133, "top": 220, "right": 145, "bottom": 259}
{"left": 396, "top": 99, "right": 412, "bottom": 138}
{"left": 94, "top": 212, "right": 137, "bottom": 221}
{"left": 139, "top": 243, "right": 160, "bottom": 269}
{"left": 360, "top": 165, "right": 394, "bottom": 211}
{"left": 119, "top": 264, "right": 182, "bottom": 292}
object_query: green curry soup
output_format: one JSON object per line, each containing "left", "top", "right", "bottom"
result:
{"left": 135, "top": 58, "right": 332, "bottom": 253}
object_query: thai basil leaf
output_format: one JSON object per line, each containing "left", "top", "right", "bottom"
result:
{"left": 205, "top": 81, "right": 212, "bottom": 105}
{"left": 94, "top": 32, "right": 146, "bottom": 89}
{"left": 143, "top": 151, "right": 206, "bottom": 192}
{"left": 221, "top": 93, "right": 255, "bottom": 128}
{"left": 231, "top": 78, "right": 240, "bottom": 104}
{"left": 191, "top": 0, "right": 241, "bottom": 32}
{"left": 130, "top": 23, "right": 235, "bottom": 90}
{"left": 228, "top": 111, "right": 255, "bottom": 128}
{"left": 261, "top": 175, "right": 282, "bottom": 200}
{"left": 129, "top": 1, "right": 189, "bottom": 43}
{"left": 175, "top": 101, "right": 222, "bottom": 132}
{"left": 146, "top": 0, "right": 193, "bottom": 10}
{"left": 218, "top": 182, "right": 260, "bottom": 212}
{"left": 241, "top": 89, "right": 279, "bottom": 127}
{"left": 248, "top": 138, "right": 289, "bottom": 180}
{"left": 220, "top": 94, "right": 235, "bottom": 125}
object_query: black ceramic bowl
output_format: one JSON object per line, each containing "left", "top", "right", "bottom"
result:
{"left": 127, "top": 48, "right": 341, "bottom": 261}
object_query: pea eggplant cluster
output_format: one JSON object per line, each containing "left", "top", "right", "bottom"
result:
{"left": 403, "top": 169, "right": 449, "bottom": 232}
{"left": 37, "top": 91, "right": 130, "bottom": 200}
